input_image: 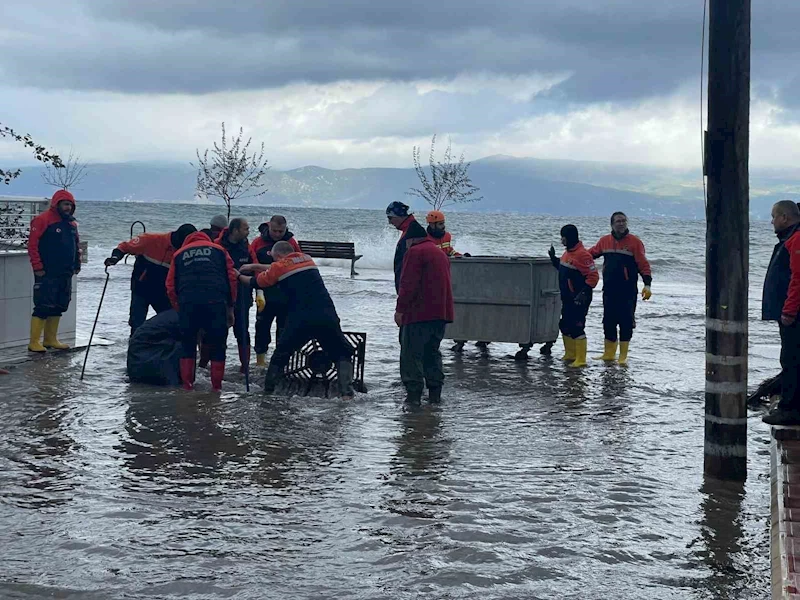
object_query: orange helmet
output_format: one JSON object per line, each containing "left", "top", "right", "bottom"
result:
{"left": 426, "top": 210, "right": 445, "bottom": 224}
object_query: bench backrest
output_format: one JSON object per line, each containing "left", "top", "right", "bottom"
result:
{"left": 298, "top": 240, "right": 356, "bottom": 259}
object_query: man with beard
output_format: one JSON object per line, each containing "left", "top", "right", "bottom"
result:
{"left": 588, "top": 212, "right": 652, "bottom": 365}
{"left": 762, "top": 200, "right": 800, "bottom": 425}
{"left": 249, "top": 215, "right": 302, "bottom": 366}
{"left": 27, "top": 190, "right": 81, "bottom": 352}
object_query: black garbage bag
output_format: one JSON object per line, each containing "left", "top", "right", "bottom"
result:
{"left": 127, "top": 309, "right": 182, "bottom": 386}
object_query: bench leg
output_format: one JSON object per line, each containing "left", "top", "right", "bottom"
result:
{"left": 350, "top": 259, "right": 356, "bottom": 278}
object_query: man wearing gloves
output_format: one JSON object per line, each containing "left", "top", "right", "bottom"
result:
{"left": 249, "top": 215, "right": 301, "bottom": 366}
{"left": 549, "top": 224, "right": 599, "bottom": 368}
{"left": 588, "top": 212, "right": 652, "bottom": 365}
{"left": 105, "top": 224, "right": 197, "bottom": 335}
{"left": 238, "top": 241, "right": 356, "bottom": 399}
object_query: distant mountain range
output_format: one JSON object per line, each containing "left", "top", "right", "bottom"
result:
{"left": 4, "top": 155, "right": 799, "bottom": 219}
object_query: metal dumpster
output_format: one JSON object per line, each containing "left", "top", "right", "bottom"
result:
{"left": 445, "top": 256, "right": 561, "bottom": 345}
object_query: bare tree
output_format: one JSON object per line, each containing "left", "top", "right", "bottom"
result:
{"left": 192, "top": 122, "right": 270, "bottom": 219}
{"left": 407, "top": 134, "right": 483, "bottom": 211}
{"left": 0, "top": 123, "right": 63, "bottom": 185}
{"left": 42, "top": 148, "right": 89, "bottom": 190}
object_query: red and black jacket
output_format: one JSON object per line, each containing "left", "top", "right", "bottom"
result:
{"left": 216, "top": 227, "right": 257, "bottom": 306}
{"left": 250, "top": 252, "right": 338, "bottom": 321}
{"left": 588, "top": 231, "right": 652, "bottom": 295}
{"left": 111, "top": 232, "right": 175, "bottom": 297}
{"left": 250, "top": 226, "right": 301, "bottom": 265}
{"left": 28, "top": 190, "right": 80, "bottom": 277}
{"left": 166, "top": 232, "right": 238, "bottom": 310}
{"left": 553, "top": 242, "right": 600, "bottom": 303}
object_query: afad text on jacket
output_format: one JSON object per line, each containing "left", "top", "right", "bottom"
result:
{"left": 166, "top": 232, "right": 238, "bottom": 310}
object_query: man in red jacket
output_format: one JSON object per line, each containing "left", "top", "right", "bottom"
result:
{"left": 166, "top": 231, "right": 238, "bottom": 391}
{"left": 105, "top": 224, "right": 197, "bottom": 335}
{"left": 27, "top": 190, "right": 81, "bottom": 352}
{"left": 588, "top": 211, "right": 652, "bottom": 365}
{"left": 395, "top": 221, "right": 455, "bottom": 404}
{"left": 763, "top": 200, "right": 800, "bottom": 425}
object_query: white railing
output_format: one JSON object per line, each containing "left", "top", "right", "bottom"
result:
{"left": 0, "top": 196, "right": 49, "bottom": 252}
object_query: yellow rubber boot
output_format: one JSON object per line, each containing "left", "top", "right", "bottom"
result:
{"left": 28, "top": 317, "right": 46, "bottom": 353}
{"left": 256, "top": 353, "right": 266, "bottom": 367}
{"left": 568, "top": 338, "right": 588, "bottom": 368}
{"left": 593, "top": 340, "right": 618, "bottom": 362}
{"left": 561, "top": 336, "right": 575, "bottom": 362}
{"left": 618, "top": 341, "right": 630, "bottom": 366}
{"left": 43, "top": 316, "right": 70, "bottom": 350}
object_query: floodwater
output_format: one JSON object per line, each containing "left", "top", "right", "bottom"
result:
{"left": 0, "top": 203, "right": 777, "bottom": 599}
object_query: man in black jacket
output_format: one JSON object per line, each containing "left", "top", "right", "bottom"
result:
{"left": 763, "top": 200, "right": 800, "bottom": 425}
{"left": 216, "top": 218, "right": 255, "bottom": 373}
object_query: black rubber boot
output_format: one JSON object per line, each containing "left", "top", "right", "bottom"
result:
{"left": 263, "top": 364, "right": 282, "bottom": 394}
{"left": 337, "top": 360, "right": 356, "bottom": 399}
{"left": 428, "top": 386, "right": 442, "bottom": 403}
{"left": 405, "top": 388, "right": 423, "bottom": 405}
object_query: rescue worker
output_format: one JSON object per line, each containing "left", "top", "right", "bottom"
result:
{"left": 395, "top": 223, "right": 455, "bottom": 404}
{"left": 200, "top": 215, "right": 228, "bottom": 241}
{"left": 387, "top": 201, "right": 418, "bottom": 292}
{"left": 215, "top": 218, "right": 257, "bottom": 373}
{"left": 425, "top": 210, "right": 463, "bottom": 257}
{"left": 762, "top": 200, "right": 800, "bottom": 425}
{"left": 238, "top": 241, "right": 356, "bottom": 399}
{"left": 166, "top": 231, "right": 238, "bottom": 392}
{"left": 588, "top": 212, "right": 652, "bottom": 365}
{"left": 548, "top": 224, "right": 599, "bottom": 368}
{"left": 424, "top": 209, "right": 486, "bottom": 353}
{"left": 250, "top": 215, "right": 302, "bottom": 365}
{"left": 27, "top": 189, "right": 81, "bottom": 352}
{"left": 105, "top": 224, "right": 197, "bottom": 335}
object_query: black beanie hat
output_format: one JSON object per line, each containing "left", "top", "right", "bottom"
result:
{"left": 560, "top": 224, "right": 579, "bottom": 248}
{"left": 171, "top": 223, "right": 198, "bottom": 249}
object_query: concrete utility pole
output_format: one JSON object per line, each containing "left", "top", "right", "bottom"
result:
{"left": 703, "top": 0, "right": 751, "bottom": 481}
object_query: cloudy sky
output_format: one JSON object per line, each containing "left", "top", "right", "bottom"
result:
{"left": 1, "top": 0, "right": 799, "bottom": 170}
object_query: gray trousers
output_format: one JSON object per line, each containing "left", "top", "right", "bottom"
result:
{"left": 400, "top": 320, "right": 446, "bottom": 393}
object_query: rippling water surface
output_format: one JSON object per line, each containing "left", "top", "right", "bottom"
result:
{"left": 0, "top": 203, "right": 777, "bottom": 599}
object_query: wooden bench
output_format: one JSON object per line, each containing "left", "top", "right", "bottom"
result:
{"left": 298, "top": 240, "right": 363, "bottom": 278}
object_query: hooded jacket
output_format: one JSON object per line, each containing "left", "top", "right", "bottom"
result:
{"left": 250, "top": 224, "right": 301, "bottom": 265}
{"left": 166, "top": 232, "right": 238, "bottom": 310}
{"left": 28, "top": 190, "right": 80, "bottom": 276}
{"left": 554, "top": 242, "right": 599, "bottom": 302}
{"left": 763, "top": 224, "right": 800, "bottom": 321}
{"left": 396, "top": 238, "right": 455, "bottom": 325}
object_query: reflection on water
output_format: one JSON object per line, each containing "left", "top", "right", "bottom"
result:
{"left": 0, "top": 204, "right": 777, "bottom": 598}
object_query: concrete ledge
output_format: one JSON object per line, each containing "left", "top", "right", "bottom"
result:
{"left": 770, "top": 426, "right": 800, "bottom": 599}
{"left": 0, "top": 335, "right": 114, "bottom": 369}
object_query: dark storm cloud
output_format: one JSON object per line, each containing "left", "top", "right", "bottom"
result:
{"left": 0, "top": 0, "right": 798, "bottom": 108}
